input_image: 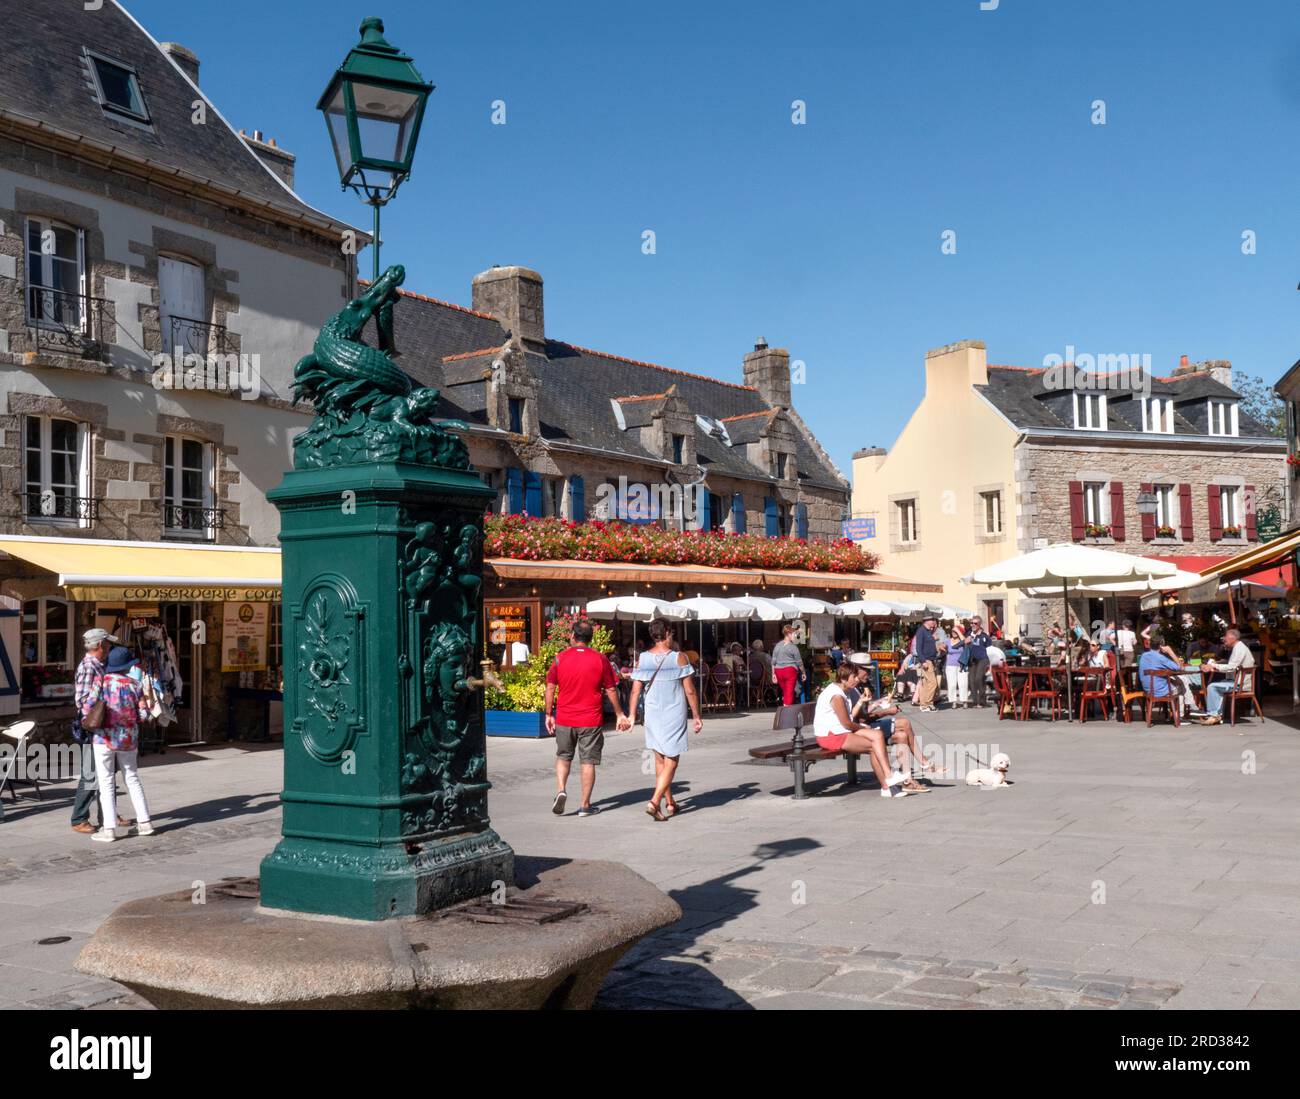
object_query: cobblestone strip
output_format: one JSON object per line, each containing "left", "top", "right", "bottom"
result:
{"left": 596, "top": 933, "right": 1183, "bottom": 1011}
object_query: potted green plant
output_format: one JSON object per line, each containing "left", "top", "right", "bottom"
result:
{"left": 484, "top": 613, "right": 615, "bottom": 738}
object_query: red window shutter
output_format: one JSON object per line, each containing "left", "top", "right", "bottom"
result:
{"left": 1178, "top": 483, "right": 1193, "bottom": 541}
{"left": 1207, "top": 485, "right": 1223, "bottom": 541}
{"left": 1068, "top": 481, "right": 1085, "bottom": 540}
{"left": 1139, "top": 482, "right": 1155, "bottom": 541}
{"left": 1109, "top": 482, "right": 1125, "bottom": 541}
{"left": 1245, "top": 485, "right": 1257, "bottom": 541}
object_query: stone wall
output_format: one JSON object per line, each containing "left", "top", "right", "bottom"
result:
{"left": 1012, "top": 439, "right": 1286, "bottom": 635}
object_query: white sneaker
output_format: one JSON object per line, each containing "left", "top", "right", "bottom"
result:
{"left": 135, "top": 822, "right": 155, "bottom": 837}
{"left": 91, "top": 828, "right": 117, "bottom": 843}
{"left": 887, "top": 771, "right": 909, "bottom": 787}
{"left": 881, "top": 786, "right": 911, "bottom": 799}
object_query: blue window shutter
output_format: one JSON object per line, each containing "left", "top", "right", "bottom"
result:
{"left": 524, "top": 471, "right": 542, "bottom": 516}
{"left": 569, "top": 475, "right": 585, "bottom": 522}
{"left": 700, "top": 490, "right": 711, "bottom": 531}
{"left": 506, "top": 469, "right": 524, "bottom": 515}
{"left": 796, "top": 502, "right": 809, "bottom": 540}
{"left": 731, "top": 493, "right": 746, "bottom": 534}
{"left": 764, "top": 496, "right": 778, "bottom": 537}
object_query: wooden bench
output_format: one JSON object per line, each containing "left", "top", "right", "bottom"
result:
{"left": 746, "top": 702, "right": 859, "bottom": 799}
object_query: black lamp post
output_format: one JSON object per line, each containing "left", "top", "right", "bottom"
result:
{"left": 318, "top": 16, "right": 434, "bottom": 281}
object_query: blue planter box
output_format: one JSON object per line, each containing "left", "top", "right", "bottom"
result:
{"left": 485, "top": 710, "right": 549, "bottom": 739}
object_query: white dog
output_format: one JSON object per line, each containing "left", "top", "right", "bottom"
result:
{"left": 965, "top": 752, "right": 1011, "bottom": 788}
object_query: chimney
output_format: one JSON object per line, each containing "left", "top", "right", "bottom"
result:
{"left": 924, "top": 338, "right": 988, "bottom": 394}
{"left": 1196, "top": 358, "right": 1233, "bottom": 389}
{"left": 240, "top": 129, "right": 297, "bottom": 190}
{"left": 472, "top": 266, "right": 545, "bottom": 349}
{"left": 160, "top": 42, "right": 200, "bottom": 85}
{"left": 743, "top": 337, "right": 792, "bottom": 410}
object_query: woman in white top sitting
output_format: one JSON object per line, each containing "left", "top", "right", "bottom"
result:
{"left": 813, "top": 663, "right": 911, "bottom": 799}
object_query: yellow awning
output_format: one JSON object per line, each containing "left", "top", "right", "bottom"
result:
{"left": 0, "top": 535, "right": 281, "bottom": 601}
{"left": 1197, "top": 530, "right": 1300, "bottom": 584}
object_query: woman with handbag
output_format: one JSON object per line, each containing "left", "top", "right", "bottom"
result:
{"left": 944, "top": 621, "right": 970, "bottom": 708}
{"left": 624, "top": 619, "right": 703, "bottom": 821}
{"left": 79, "top": 646, "right": 154, "bottom": 843}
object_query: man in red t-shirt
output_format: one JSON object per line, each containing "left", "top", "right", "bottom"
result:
{"left": 544, "top": 619, "right": 624, "bottom": 816}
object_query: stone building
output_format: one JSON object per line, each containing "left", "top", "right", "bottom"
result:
{"left": 851, "top": 340, "right": 1286, "bottom": 636}
{"left": 387, "top": 265, "right": 851, "bottom": 543}
{"left": 0, "top": 0, "right": 356, "bottom": 738}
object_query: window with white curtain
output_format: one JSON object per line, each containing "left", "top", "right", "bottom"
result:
{"left": 23, "top": 415, "right": 91, "bottom": 525}
{"left": 1073, "top": 392, "right": 1108, "bottom": 430}
{"left": 1144, "top": 398, "right": 1175, "bottom": 433}
{"left": 1207, "top": 400, "right": 1239, "bottom": 437}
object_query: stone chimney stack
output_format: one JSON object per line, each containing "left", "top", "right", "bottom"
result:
{"left": 240, "top": 129, "right": 296, "bottom": 190}
{"left": 742, "top": 337, "right": 792, "bottom": 410}
{"left": 160, "top": 42, "right": 200, "bottom": 85}
{"left": 472, "top": 266, "right": 545, "bottom": 350}
{"left": 1196, "top": 358, "right": 1233, "bottom": 389}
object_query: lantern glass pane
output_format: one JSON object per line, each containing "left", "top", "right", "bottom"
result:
{"left": 323, "top": 84, "right": 353, "bottom": 179}
{"left": 349, "top": 81, "right": 421, "bottom": 165}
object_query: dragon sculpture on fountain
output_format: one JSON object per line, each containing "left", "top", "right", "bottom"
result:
{"left": 291, "top": 265, "right": 469, "bottom": 471}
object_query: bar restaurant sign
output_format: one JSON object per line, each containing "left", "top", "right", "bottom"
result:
{"left": 221, "top": 601, "right": 269, "bottom": 672}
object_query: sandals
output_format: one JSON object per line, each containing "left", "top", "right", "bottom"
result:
{"left": 664, "top": 798, "right": 680, "bottom": 817}
{"left": 645, "top": 801, "right": 667, "bottom": 822}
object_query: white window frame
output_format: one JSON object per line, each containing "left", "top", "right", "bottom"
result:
{"left": 163, "top": 434, "right": 217, "bottom": 540}
{"left": 898, "top": 499, "right": 918, "bottom": 544}
{"left": 1073, "top": 392, "right": 1108, "bottom": 431}
{"left": 23, "top": 415, "right": 92, "bottom": 528}
{"left": 1083, "top": 481, "right": 1109, "bottom": 526}
{"left": 20, "top": 596, "right": 74, "bottom": 669}
{"left": 1154, "top": 484, "right": 1178, "bottom": 533}
{"left": 24, "top": 217, "right": 87, "bottom": 332}
{"left": 1219, "top": 485, "right": 1242, "bottom": 532}
{"left": 1208, "top": 400, "right": 1239, "bottom": 437}
{"left": 1143, "top": 397, "right": 1175, "bottom": 434}
{"left": 981, "top": 490, "right": 1003, "bottom": 536}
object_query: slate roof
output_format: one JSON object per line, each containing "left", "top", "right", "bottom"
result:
{"left": 978, "top": 366, "right": 1274, "bottom": 438}
{"left": 1, "top": 0, "right": 342, "bottom": 230}
{"left": 381, "top": 288, "right": 846, "bottom": 491}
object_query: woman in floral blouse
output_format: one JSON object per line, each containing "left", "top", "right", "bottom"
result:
{"left": 79, "top": 646, "right": 154, "bottom": 843}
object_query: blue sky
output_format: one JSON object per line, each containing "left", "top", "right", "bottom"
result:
{"left": 124, "top": 0, "right": 1300, "bottom": 474}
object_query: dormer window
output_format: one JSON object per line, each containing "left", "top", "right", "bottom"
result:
{"left": 1143, "top": 397, "right": 1175, "bottom": 434}
{"left": 671, "top": 433, "right": 685, "bottom": 464}
{"left": 86, "top": 50, "right": 151, "bottom": 124}
{"left": 1073, "top": 393, "right": 1107, "bottom": 431}
{"left": 1207, "top": 399, "right": 1239, "bottom": 437}
{"left": 508, "top": 397, "right": 525, "bottom": 434}
{"left": 775, "top": 452, "right": 788, "bottom": 479}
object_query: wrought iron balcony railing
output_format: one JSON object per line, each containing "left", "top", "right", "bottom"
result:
{"left": 20, "top": 492, "right": 101, "bottom": 522}
{"left": 168, "top": 316, "right": 230, "bottom": 360}
{"left": 161, "top": 503, "right": 226, "bottom": 538}
{"left": 26, "top": 285, "right": 111, "bottom": 359}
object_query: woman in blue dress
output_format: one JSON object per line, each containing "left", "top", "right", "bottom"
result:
{"left": 624, "top": 619, "right": 703, "bottom": 821}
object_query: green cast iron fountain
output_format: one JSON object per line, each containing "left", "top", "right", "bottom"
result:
{"left": 258, "top": 265, "right": 514, "bottom": 919}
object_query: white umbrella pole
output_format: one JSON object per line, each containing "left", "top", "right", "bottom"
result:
{"left": 745, "top": 618, "right": 751, "bottom": 708}
{"left": 1064, "top": 577, "right": 1074, "bottom": 722}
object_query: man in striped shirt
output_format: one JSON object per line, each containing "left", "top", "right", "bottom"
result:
{"left": 70, "top": 628, "right": 126, "bottom": 834}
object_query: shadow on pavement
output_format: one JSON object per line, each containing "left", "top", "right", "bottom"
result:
{"left": 597, "top": 837, "right": 823, "bottom": 1010}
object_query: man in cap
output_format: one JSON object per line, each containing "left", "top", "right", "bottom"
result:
{"left": 70, "top": 628, "right": 128, "bottom": 834}
{"left": 913, "top": 615, "right": 940, "bottom": 712}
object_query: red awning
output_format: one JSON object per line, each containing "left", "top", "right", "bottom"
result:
{"left": 1156, "top": 554, "right": 1295, "bottom": 590}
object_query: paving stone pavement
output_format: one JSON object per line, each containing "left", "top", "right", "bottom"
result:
{"left": 0, "top": 703, "right": 1296, "bottom": 1010}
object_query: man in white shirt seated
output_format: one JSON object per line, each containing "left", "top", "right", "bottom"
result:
{"left": 1196, "top": 628, "right": 1256, "bottom": 725}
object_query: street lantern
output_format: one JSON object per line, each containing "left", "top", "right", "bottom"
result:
{"left": 1135, "top": 491, "right": 1159, "bottom": 516}
{"left": 318, "top": 16, "right": 434, "bottom": 279}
